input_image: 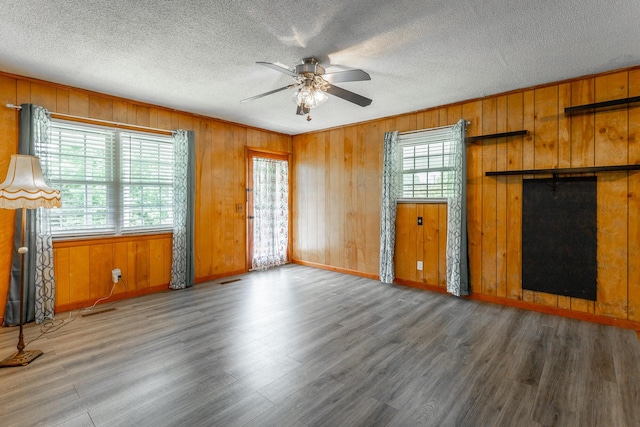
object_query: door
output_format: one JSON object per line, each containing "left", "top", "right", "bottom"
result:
{"left": 247, "top": 150, "right": 291, "bottom": 270}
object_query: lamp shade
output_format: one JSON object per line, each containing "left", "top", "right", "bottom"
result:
{"left": 0, "top": 154, "right": 61, "bottom": 210}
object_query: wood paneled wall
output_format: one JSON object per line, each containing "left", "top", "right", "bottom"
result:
{"left": 293, "top": 66, "right": 640, "bottom": 327}
{"left": 292, "top": 107, "right": 464, "bottom": 276}
{"left": 395, "top": 203, "right": 448, "bottom": 289}
{"left": 53, "top": 234, "right": 173, "bottom": 312}
{"left": 0, "top": 73, "right": 291, "bottom": 319}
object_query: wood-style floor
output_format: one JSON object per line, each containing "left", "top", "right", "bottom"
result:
{"left": 1, "top": 264, "right": 639, "bottom": 427}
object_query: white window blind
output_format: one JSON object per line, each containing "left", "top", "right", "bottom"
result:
{"left": 45, "top": 120, "right": 174, "bottom": 237}
{"left": 398, "top": 126, "right": 455, "bottom": 200}
{"left": 120, "top": 131, "right": 174, "bottom": 232}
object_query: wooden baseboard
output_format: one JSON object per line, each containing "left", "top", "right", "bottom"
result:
{"left": 56, "top": 283, "right": 170, "bottom": 313}
{"left": 291, "top": 259, "right": 379, "bottom": 280}
{"left": 466, "top": 292, "right": 640, "bottom": 332}
{"left": 395, "top": 278, "right": 640, "bottom": 332}
{"left": 54, "top": 269, "right": 247, "bottom": 315}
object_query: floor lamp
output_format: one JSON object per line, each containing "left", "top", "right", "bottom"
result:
{"left": 0, "top": 154, "right": 61, "bottom": 367}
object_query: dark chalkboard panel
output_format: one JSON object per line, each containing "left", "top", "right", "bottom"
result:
{"left": 522, "top": 177, "right": 597, "bottom": 300}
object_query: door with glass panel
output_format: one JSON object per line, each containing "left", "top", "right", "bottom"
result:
{"left": 246, "top": 150, "right": 290, "bottom": 270}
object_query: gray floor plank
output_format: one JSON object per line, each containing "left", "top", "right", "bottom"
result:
{"left": 0, "top": 264, "right": 639, "bottom": 426}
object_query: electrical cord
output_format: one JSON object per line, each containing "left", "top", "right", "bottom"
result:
{"left": 24, "top": 277, "right": 127, "bottom": 347}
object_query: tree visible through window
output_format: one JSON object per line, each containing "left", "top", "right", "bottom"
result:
{"left": 43, "top": 120, "right": 174, "bottom": 236}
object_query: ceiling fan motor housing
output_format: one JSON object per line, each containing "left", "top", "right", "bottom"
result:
{"left": 296, "top": 57, "right": 325, "bottom": 76}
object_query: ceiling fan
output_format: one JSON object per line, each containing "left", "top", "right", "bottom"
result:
{"left": 241, "top": 57, "right": 372, "bottom": 120}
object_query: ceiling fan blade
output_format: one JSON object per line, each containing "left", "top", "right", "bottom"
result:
{"left": 325, "top": 84, "right": 372, "bottom": 107}
{"left": 323, "top": 69, "right": 371, "bottom": 83}
{"left": 240, "top": 84, "right": 297, "bottom": 103}
{"left": 257, "top": 62, "right": 299, "bottom": 77}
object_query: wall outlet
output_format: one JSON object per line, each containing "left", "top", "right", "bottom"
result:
{"left": 112, "top": 268, "right": 121, "bottom": 284}
{"left": 417, "top": 261, "right": 423, "bottom": 271}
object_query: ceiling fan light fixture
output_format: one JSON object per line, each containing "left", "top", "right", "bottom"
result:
{"left": 294, "top": 75, "right": 329, "bottom": 110}
{"left": 243, "top": 58, "right": 372, "bottom": 117}
{"left": 295, "top": 85, "right": 328, "bottom": 109}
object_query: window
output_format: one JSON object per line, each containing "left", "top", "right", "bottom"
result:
{"left": 398, "top": 126, "right": 456, "bottom": 200}
{"left": 43, "top": 120, "right": 174, "bottom": 237}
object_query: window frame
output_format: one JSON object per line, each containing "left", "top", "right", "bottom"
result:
{"left": 397, "top": 125, "right": 456, "bottom": 203}
{"left": 44, "top": 118, "right": 175, "bottom": 238}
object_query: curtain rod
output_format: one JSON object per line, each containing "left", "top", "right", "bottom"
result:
{"left": 6, "top": 103, "right": 174, "bottom": 135}
{"left": 399, "top": 120, "right": 471, "bottom": 135}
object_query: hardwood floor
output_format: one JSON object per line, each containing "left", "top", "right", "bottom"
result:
{"left": 1, "top": 264, "right": 639, "bottom": 426}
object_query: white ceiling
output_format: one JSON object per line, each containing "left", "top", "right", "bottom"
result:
{"left": 1, "top": 1, "right": 639, "bottom": 135}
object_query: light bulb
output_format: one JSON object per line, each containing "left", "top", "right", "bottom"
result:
{"left": 293, "top": 78, "right": 329, "bottom": 111}
{"left": 295, "top": 86, "right": 314, "bottom": 107}
{"left": 313, "top": 89, "right": 328, "bottom": 106}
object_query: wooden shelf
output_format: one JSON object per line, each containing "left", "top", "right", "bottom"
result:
{"left": 466, "top": 130, "right": 527, "bottom": 143}
{"left": 564, "top": 95, "right": 640, "bottom": 116}
{"left": 486, "top": 164, "right": 640, "bottom": 177}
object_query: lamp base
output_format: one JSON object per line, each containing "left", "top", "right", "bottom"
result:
{"left": 0, "top": 349, "right": 43, "bottom": 368}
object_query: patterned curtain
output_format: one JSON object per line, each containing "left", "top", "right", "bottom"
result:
{"left": 379, "top": 131, "right": 400, "bottom": 283}
{"left": 169, "top": 130, "right": 195, "bottom": 289}
{"left": 33, "top": 106, "right": 56, "bottom": 322}
{"left": 446, "top": 119, "right": 470, "bottom": 296}
{"left": 4, "top": 104, "right": 56, "bottom": 325}
{"left": 252, "top": 157, "right": 288, "bottom": 270}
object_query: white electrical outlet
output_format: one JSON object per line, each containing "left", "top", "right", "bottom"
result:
{"left": 112, "top": 268, "right": 121, "bottom": 284}
{"left": 417, "top": 261, "right": 423, "bottom": 271}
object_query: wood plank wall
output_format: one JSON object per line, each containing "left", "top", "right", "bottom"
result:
{"left": 292, "top": 108, "right": 460, "bottom": 275}
{"left": 293, "top": 66, "right": 640, "bottom": 327}
{"left": 0, "top": 73, "right": 291, "bottom": 318}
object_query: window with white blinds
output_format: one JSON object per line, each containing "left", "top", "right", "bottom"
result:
{"left": 45, "top": 120, "right": 174, "bottom": 237}
{"left": 398, "top": 126, "right": 456, "bottom": 200}
{"left": 119, "top": 132, "right": 174, "bottom": 231}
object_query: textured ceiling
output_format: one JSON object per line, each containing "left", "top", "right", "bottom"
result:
{"left": 1, "top": 0, "right": 639, "bottom": 135}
